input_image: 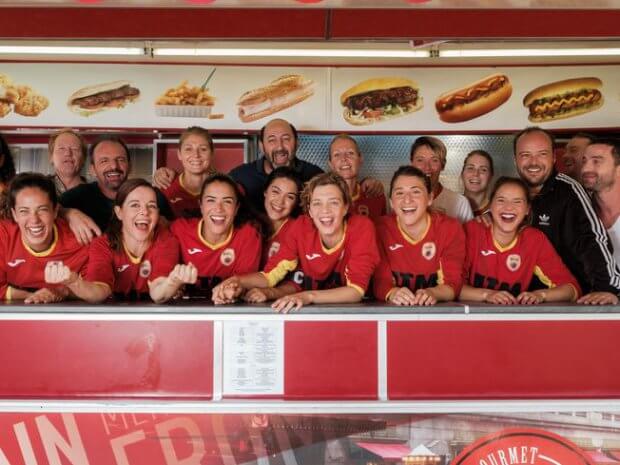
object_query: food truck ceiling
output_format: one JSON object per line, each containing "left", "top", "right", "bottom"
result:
{"left": 2, "top": 5, "right": 620, "bottom": 65}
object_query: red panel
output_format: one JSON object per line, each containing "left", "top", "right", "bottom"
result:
{"left": 330, "top": 9, "right": 620, "bottom": 39}
{"left": 284, "top": 321, "right": 377, "bottom": 400}
{"left": 0, "top": 320, "right": 213, "bottom": 399}
{"left": 0, "top": 8, "right": 327, "bottom": 39}
{"left": 388, "top": 321, "right": 620, "bottom": 399}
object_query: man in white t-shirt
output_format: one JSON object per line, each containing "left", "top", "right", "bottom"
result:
{"left": 409, "top": 136, "right": 473, "bottom": 223}
{"left": 581, "top": 138, "right": 620, "bottom": 270}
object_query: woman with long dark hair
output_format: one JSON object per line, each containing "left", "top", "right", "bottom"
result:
{"left": 460, "top": 176, "right": 580, "bottom": 304}
{"left": 46, "top": 178, "right": 193, "bottom": 303}
{"left": 169, "top": 173, "right": 263, "bottom": 299}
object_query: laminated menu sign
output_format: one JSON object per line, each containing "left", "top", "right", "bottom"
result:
{"left": 223, "top": 320, "right": 284, "bottom": 395}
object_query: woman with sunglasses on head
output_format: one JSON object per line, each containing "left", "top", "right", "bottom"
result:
{"left": 374, "top": 166, "right": 466, "bottom": 306}
{"left": 460, "top": 176, "right": 580, "bottom": 305}
{"left": 212, "top": 172, "right": 380, "bottom": 312}
{"left": 461, "top": 149, "right": 494, "bottom": 216}
{"left": 0, "top": 173, "right": 88, "bottom": 304}
{"left": 46, "top": 178, "right": 194, "bottom": 303}
{"left": 169, "top": 173, "right": 263, "bottom": 300}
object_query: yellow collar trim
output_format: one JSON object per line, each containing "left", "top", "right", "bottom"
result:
{"left": 122, "top": 241, "right": 143, "bottom": 264}
{"left": 321, "top": 222, "right": 347, "bottom": 255}
{"left": 198, "top": 219, "right": 233, "bottom": 250}
{"left": 179, "top": 173, "right": 201, "bottom": 197}
{"left": 397, "top": 214, "right": 431, "bottom": 245}
{"left": 270, "top": 218, "right": 289, "bottom": 240}
{"left": 22, "top": 224, "right": 58, "bottom": 257}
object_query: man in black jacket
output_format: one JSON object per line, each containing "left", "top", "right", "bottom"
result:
{"left": 514, "top": 127, "right": 620, "bottom": 305}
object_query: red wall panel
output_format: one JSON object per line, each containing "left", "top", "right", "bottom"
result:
{"left": 0, "top": 320, "right": 213, "bottom": 399}
{"left": 284, "top": 321, "right": 378, "bottom": 400}
{"left": 388, "top": 320, "right": 620, "bottom": 399}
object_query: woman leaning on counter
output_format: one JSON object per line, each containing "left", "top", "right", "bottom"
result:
{"left": 0, "top": 173, "right": 88, "bottom": 303}
{"left": 212, "top": 172, "right": 380, "bottom": 312}
{"left": 46, "top": 178, "right": 194, "bottom": 303}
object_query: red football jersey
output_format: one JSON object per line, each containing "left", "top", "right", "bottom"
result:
{"left": 261, "top": 218, "right": 296, "bottom": 269}
{"left": 373, "top": 212, "right": 466, "bottom": 301}
{"left": 263, "top": 214, "right": 380, "bottom": 295}
{"left": 351, "top": 186, "right": 387, "bottom": 222}
{"left": 0, "top": 219, "right": 88, "bottom": 300}
{"left": 171, "top": 218, "right": 262, "bottom": 297}
{"left": 464, "top": 220, "right": 581, "bottom": 297}
{"left": 162, "top": 174, "right": 201, "bottom": 218}
{"left": 86, "top": 228, "right": 180, "bottom": 301}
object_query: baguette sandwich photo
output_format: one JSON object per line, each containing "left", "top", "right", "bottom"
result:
{"left": 340, "top": 77, "right": 422, "bottom": 126}
{"left": 68, "top": 80, "right": 140, "bottom": 116}
{"left": 435, "top": 73, "right": 512, "bottom": 123}
{"left": 523, "top": 77, "right": 603, "bottom": 122}
{"left": 237, "top": 74, "right": 314, "bottom": 123}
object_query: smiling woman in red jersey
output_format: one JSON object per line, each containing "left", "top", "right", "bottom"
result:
{"left": 46, "top": 178, "right": 189, "bottom": 303}
{"left": 162, "top": 126, "right": 217, "bottom": 218}
{"left": 170, "top": 173, "right": 262, "bottom": 300}
{"left": 460, "top": 176, "right": 580, "bottom": 305}
{"left": 461, "top": 150, "right": 494, "bottom": 216}
{"left": 212, "top": 172, "right": 380, "bottom": 312}
{"left": 0, "top": 173, "right": 88, "bottom": 304}
{"left": 374, "top": 166, "right": 466, "bottom": 306}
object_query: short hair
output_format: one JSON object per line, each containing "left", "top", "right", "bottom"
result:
{"left": 88, "top": 135, "right": 131, "bottom": 165}
{"left": 48, "top": 128, "right": 87, "bottom": 161}
{"left": 259, "top": 119, "right": 298, "bottom": 144}
{"left": 301, "top": 172, "right": 351, "bottom": 214}
{"left": 570, "top": 132, "right": 596, "bottom": 144}
{"left": 179, "top": 126, "right": 214, "bottom": 153}
{"left": 462, "top": 150, "right": 494, "bottom": 176}
{"left": 0, "top": 133, "right": 16, "bottom": 185}
{"left": 410, "top": 136, "right": 447, "bottom": 167}
{"left": 8, "top": 172, "right": 58, "bottom": 211}
{"left": 389, "top": 165, "right": 431, "bottom": 197}
{"left": 513, "top": 126, "right": 555, "bottom": 155}
{"left": 588, "top": 137, "right": 620, "bottom": 166}
{"left": 107, "top": 178, "right": 157, "bottom": 252}
{"left": 328, "top": 133, "right": 361, "bottom": 160}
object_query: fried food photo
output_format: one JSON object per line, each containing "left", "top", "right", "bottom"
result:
{"left": 155, "top": 80, "right": 216, "bottom": 117}
{"left": 0, "top": 74, "right": 49, "bottom": 118}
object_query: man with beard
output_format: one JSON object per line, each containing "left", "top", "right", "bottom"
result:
{"left": 229, "top": 118, "right": 323, "bottom": 210}
{"left": 60, "top": 135, "right": 172, "bottom": 243}
{"left": 581, "top": 139, "right": 620, "bottom": 284}
{"left": 561, "top": 132, "right": 594, "bottom": 181}
{"left": 513, "top": 127, "right": 619, "bottom": 304}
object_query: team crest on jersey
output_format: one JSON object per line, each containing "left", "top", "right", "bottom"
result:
{"left": 220, "top": 248, "right": 236, "bottom": 266}
{"left": 268, "top": 241, "right": 280, "bottom": 258}
{"left": 422, "top": 242, "right": 436, "bottom": 260}
{"left": 357, "top": 205, "right": 370, "bottom": 216}
{"left": 139, "top": 260, "right": 152, "bottom": 278}
{"left": 506, "top": 254, "right": 521, "bottom": 271}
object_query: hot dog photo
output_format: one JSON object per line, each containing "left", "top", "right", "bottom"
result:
{"left": 68, "top": 80, "right": 140, "bottom": 116}
{"left": 435, "top": 73, "right": 512, "bottom": 123}
{"left": 237, "top": 74, "right": 315, "bottom": 123}
{"left": 340, "top": 77, "right": 422, "bottom": 126}
{"left": 522, "top": 77, "right": 604, "bottom": 122}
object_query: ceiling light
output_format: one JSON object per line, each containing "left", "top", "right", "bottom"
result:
{"left": 439, "top": 48, "right": 620, "bottom": 58}
{"left": 0, "top": 46, "right": 144, "bottom": 56}
{"left": 153, "top": 48, "right": 429, "bottom": 58}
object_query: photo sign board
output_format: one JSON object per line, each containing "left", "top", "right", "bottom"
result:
{"left": 0, "top": 63, "right": 618, "bottom": 131}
